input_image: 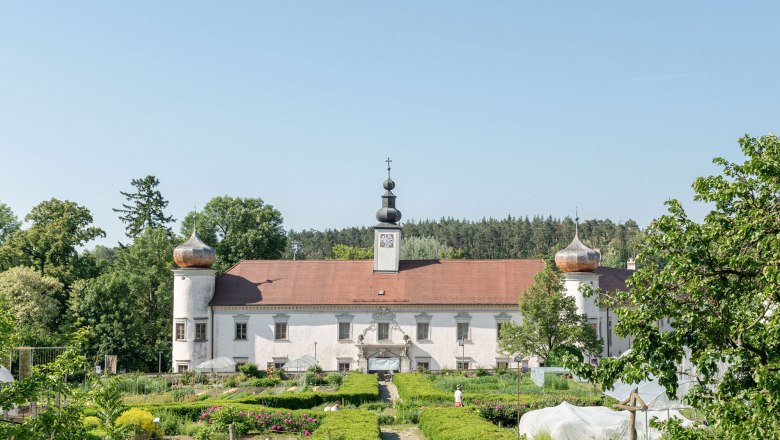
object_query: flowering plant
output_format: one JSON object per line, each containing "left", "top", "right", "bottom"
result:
{"left": 197, "top": 406, "right": 318, "bottom": 438}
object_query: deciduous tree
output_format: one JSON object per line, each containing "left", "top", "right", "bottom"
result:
{"left": 0, "top": 201, "right": 20, "bottom": 246}
{"left": 498, "top": 262, "right": 602, "bottom": 363}
{"left": 0, "top": 266, "right": 62, "bottom": 346}
{"left": 571, "top": 134, "right": 780, "bottom": 438}
{"left": 181, "top": 196, "right": 286, "bottom": 271}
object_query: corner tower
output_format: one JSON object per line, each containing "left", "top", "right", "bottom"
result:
{"left": 374, "top": 158, "right": 402, "bottom": 273}
{"left": 172, "top": 228, "right": 217, "bottom": 373}
{"left": 554, "top": 216, "right": 601, "bottom": 317}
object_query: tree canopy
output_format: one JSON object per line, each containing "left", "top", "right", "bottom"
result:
{"left": 571, "top": 134, "right": 780, "bottom": 438}
{"left": 181, "top": 196, "right": 286, "bottom": 271}
{"left": 0, "top": 201, "right": 20, "bottom": 246}
{"left": 0, "top": 266, "right": 62, "bottom": 346}
{"left": 113, "top": 175, "right": 175, "bottom": 238}
{"left": 498, "top": 262, "right": 602, "bottom": 363}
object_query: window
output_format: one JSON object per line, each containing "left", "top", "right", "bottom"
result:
{"left": 377, "top": 323, "right": 390, "bottom": 341}
{"left": 177, "top": 364, "right": 189, "bottom": 373}
{"left": 456, "top": 361, "right": 469, "bottom": 370}
{"left": 338, "top": 322, "right": 351, "bottom": 340}
{"left": 338, "top": 362, "right": 351, "bottom": 372}
{"left": 416, "top": 322, "right": 429, "bottom": 340}
{"left": 275, "top": 322, "right": 288, "bottom": 340}
{"left": 195, "top": 323, "right": 207, "bottom": 341}
{"left": 274, "top": 361, "right": 286, "bottom": 369}
{"left": 175, "top": 323, "right": 186, "bottom": 341}
{"left": 456, "top": 323, "right": 469, "bottom": 341}
{"left": 235, "top": 323, "right": 247, "bottom": 340}
{"left": 417, "top": 361, "right": 430, "bottom": 372}
{"left": 496, "top": 322, "right": 504, "bottom": 340}
{"left": 496, "top": 361, "right": 509, "bottom": 369}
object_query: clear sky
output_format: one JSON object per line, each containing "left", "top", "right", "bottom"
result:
{"left": 1, "top": 2, "right": 778, "bottom": 247}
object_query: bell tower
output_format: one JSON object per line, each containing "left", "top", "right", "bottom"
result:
{"left": 374, "top": 158, "right": 402, "bottom": 273}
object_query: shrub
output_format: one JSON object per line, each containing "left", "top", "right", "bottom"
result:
{"left": 238, "top": 362, "right": 266, "bottom": 378}
{"left": 223, "top": 373, "right": 247, "bottom": 388}
{"left": 115, "top": 408, "right": 162, "bottom": 439}
{"left": 198, "top": 406, "right": 320, "bottom": 438}
{"left": 245, "top": 376, "right": 280, "bottom": 387}
{"left": 393, "top": 373, "right": 450, "bottom": 403}
{"left": 326, "top": 372, "right": 343, "bottom": 386}
{"left": 308, "top": 364, "right": 323, "bottom": 374}
{"left": 376, "top": 413, "right": 396, "bottom": 425}
{"left": 475, "top": 367, "right": 489, "bottom": 377}
{"left": 543, "top": 374, "right": 569, "bottom": 390}
{"left": 311, "top": 410, "right": 380, "bottom": 440}
{"left": 419, "top": 407, "right": 515, "bottom": 440}
{"left": 359, "top": 402, "right": 390, "bottom": 411}
{"left": 395, "top": 401, "right": 421, "bottom": 424}
{"left": 82, "top": 416, "right": 100, "bottom": 430}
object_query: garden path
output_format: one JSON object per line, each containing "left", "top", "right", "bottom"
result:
{"left": 379, "top": 380, "right": 399, "bottom": 403}
{"left": 380, "top": 426, "right": 424, "bottom": 440}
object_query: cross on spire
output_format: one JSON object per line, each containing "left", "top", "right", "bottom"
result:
{"left": 385, "top": 157, "right": 392, "bottom": 178}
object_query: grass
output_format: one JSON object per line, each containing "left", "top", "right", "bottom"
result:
{"left": 427, "top": 372, "right": 600, "bottom": 397}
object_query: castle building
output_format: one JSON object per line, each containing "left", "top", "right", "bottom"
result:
{"left": 171, "top": 166, "right": 633, "bottom": 373}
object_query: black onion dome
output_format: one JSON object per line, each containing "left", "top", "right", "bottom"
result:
{"left": 554, "top": 231, "right": 600, "bottom": 273}
{"left": 173, "top": 228, "right": 216, "bottom": 268}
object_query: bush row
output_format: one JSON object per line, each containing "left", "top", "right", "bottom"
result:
{"left": 234, "top": 372, "right": 378, "bottom": 408}
{"left": 419, "top": 407, "right": 515, "bottom": 440}
{"left": 310, "top": 410, "right": 381, "bottom": 440}
{"left": 394, "top": 373, "right": 606, "bottom": 408}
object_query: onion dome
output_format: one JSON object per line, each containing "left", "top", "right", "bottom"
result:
{"left": 555, "top": 219, "right": 600, "bottom": 273}
{"left": 376, "top": 158, "right": 402, "bottom": 224}
{"left": 173, "top": 228, "right": 216, "bottom": 268}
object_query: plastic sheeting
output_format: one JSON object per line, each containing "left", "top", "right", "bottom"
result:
{"left": 519, "top": 402, "right": 692, "bottom": 440}
{"left": 0, "top": 365, "right": 13, "bottom": 383}
{"left": 530, "top": 367, "right": 569, "bottom": 387}
{"left": 368, "top": 357, "right": 400, "bottom": 371}
{"left": 605, "top": 378, "right": 693, "bottom": 411}
{"left": 283, "top": 355, "right": 319, "bottom": 371}
{"left": 195, "top": 357, "right": 236, "bottom": 373}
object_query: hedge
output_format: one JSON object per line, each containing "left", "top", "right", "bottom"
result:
{"left": 135, "top": 372, "right": 379, "bottom": 415}
{"left": 393, "top": 373, "right": 606, "bottom": 407}
{"left": 234, "top": 372, "right": 378, "bottom": 409}
{"left": 310, "top": 410, "right": 381, "bottom": 440}
{"left": 138, "top": 401, "right": 326, "bottom": 422}
{"left": 419, "top": 407, "right": 515, "bottom": 440}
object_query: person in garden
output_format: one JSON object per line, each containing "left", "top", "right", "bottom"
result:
{"left": 454, "top": 384, "right": 463, "bottom": 407}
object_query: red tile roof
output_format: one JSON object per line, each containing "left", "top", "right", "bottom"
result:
{"left": 211, "top": 259, "right": 633, "bottom": 307}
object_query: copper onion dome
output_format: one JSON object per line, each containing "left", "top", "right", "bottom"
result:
{"left": 173, "top": 228, "right": 216, "bottom": 268}
{"left": 376, "top": 158, "right": 402, "bottom": 224}
{"left": 555, "top": 221, "right": 600, "bottom": 273}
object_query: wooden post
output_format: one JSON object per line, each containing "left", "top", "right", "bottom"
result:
{"left": 229, "top": 422, "right": 236, "bottom": 440}
{"left": 614, "top": 387, "right": 648, "bottom": 440}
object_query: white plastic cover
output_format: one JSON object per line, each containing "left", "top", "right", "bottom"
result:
{"left": 530, "top": 367, "right": 569, "bottom": 387}
{"left": 0, "top": 365, "right": 13, "bottom": 383}
{"left": 605, "top": 377, "right": 693, "bottom": 411}
{"left": 368, "top": 357, "right": 400, "bottom": 371}
{"left": 519, "top": 402, "right": 692, "bottom": 440}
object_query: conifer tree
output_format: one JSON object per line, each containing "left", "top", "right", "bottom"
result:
{"left": 114, "top": 175, "right": 175, "bottom": 238}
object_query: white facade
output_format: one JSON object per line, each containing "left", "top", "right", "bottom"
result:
{"left": 207, "top": 306, "right": 525, "bottom": 372}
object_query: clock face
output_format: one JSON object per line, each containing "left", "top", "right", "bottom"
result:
{"left": 379, "top": 233, "right": 394, "bottom": 248}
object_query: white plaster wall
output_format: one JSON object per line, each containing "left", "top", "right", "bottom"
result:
{"left": 562, "top": 272, "right": 600, "bottom": 317}
{"left": 373, "top": 229, "right": 401, "bottom": 272}
{"left": 172, "top": 269, "right": 216, "bottom": 372}
{"left": 212, "top": 309, "right": 523, "bottom": 371}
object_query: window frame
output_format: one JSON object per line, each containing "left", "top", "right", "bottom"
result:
{"left": 274, "top": 322, "right": 288, "bottom": 341}
{"left": 416, "top": 322, "right": 430, "bottom": 341}
{"left": 235, "top": 322, "right": 247, "bottom": 340}
{"left": 175, "top": 322, "right": 186, "bottom": 341}
{"left": 456, "top": 361, "right": 469, "bottom": 370}
{"left": 338, "top": 362, "right": 351, "bottom": 372}
{"left": 377, "top": 322, "right": 390, "bottom": 341}
{"left": 456, "top": 322, "right": 470, "bottom": 342}
{"left": 195, "top": 323, "right": 207, "bottom": 341}
{"left": 338, "top": 322, "right": 351, "bottom": 340}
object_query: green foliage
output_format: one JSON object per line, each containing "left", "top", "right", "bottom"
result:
{"left": 499, "top": 262, "right": 602, "bottom": 362}
{"left": 90, "top": 377, "right": 127, "bottom": 440}
{"left": 545, "top": 345, "right": 583, "bottom": 367}
{"left": 114, "top": 175, "right": 175, "bottom": 238}
{"left": 400, "top": 236, "right": 454, "bottom": 259}
{"left": 238, "top": 362, "right": 265, "bottom": 378}
{"left": 326, "top": 372, "right": 343, "bottom": 386}
{"left": 332, "top": 243, "right": 373, "bottom": 260}
{"left": 113, "top": 374, "right": 171, "bottom": 394}
{"left": 311, "top": 410, "right": 381, "bottom": 440}
{"left": 570, "top": 134, "right": 780, "bottom": 438}
{"left": 0, "top": 201, "right": 20, "bottom": 245}
{"left": 70, "top": 227, "right": 177, "bottom": 371}
{"left": 115, "top": 408, "right": 162, "bottom": 438}
{"left": 394, "top": 401, "right": 422, "bottom": 424}
{"left": 419, "top": 407, "right": 515, "bottom": 440}
{"left": 542, "top": 373, "right": 569, "bottom": 390}
{"left": 0, "top": 198, "right": 105, "bottom": 285}
{"left": 0, "top": 266, "right": 62, "bottom": 345}
{"left": 223, "top": 373, "right": 247, "bottom": 388}
{"left": 181, "top": 196, "right": 287, "bottom": 271}
{"left": 197, "top": 405, "right": 320, "bottom": 438}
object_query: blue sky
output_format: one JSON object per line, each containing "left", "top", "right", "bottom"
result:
{"left": 1, "top": 2, "right": 778, "bottom": 247}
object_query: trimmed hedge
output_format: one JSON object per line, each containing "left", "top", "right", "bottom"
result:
{"left": 234, "top": 372, "right": 378, "bottom": 409}
{"left": 310, "top": 410, "right": 381, "bottom": 440}
{"left": 393, "top": 373, "right": 605, "bottom": 407}
{"left": 139, "top": 401, "right": 326, "bottom": 422}
{"left": 419, "top": 407, "right": 515, "bottom": 440}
